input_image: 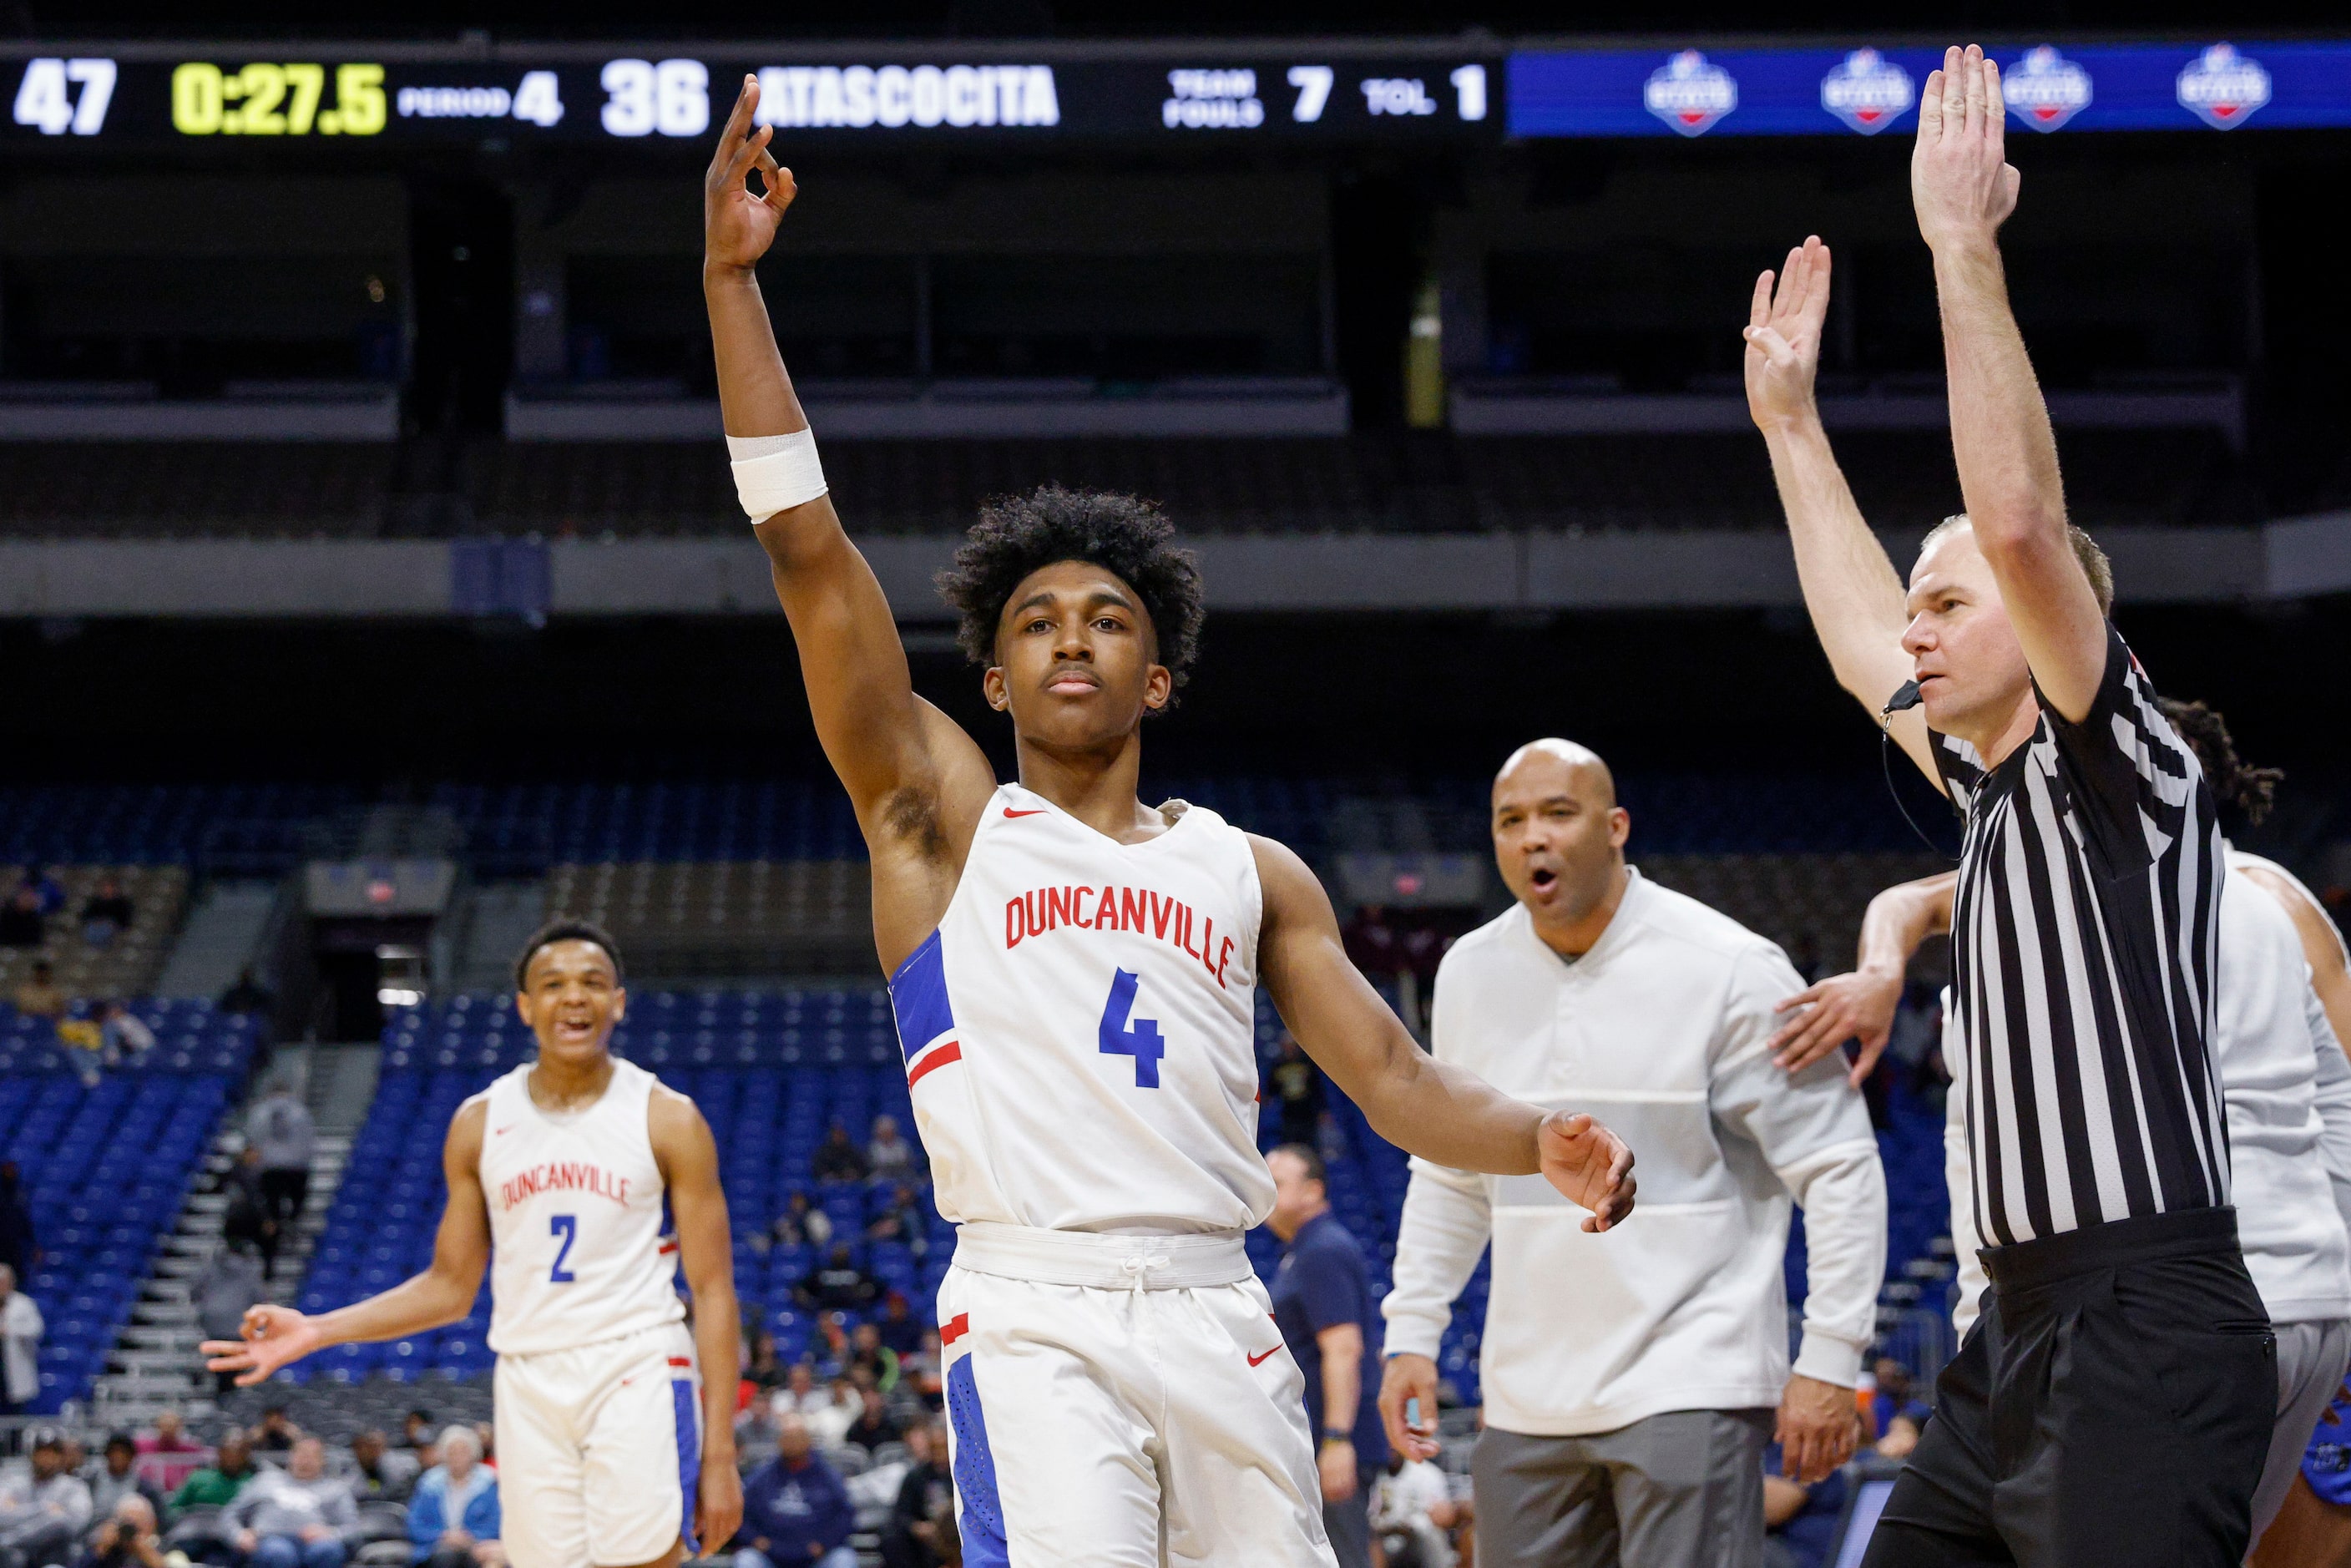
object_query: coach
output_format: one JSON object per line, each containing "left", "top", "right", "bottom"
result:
{"left": 1379, "top": 740, "right": 1886, "bottom": 1568}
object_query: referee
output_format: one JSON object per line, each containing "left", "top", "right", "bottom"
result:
{"left": 1744, "top": 47, "right": 2273, "bottom": 1565}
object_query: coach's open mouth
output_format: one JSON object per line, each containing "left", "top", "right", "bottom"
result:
{"left": 1529, "top": 867, "right": 1559, "bottom": 893}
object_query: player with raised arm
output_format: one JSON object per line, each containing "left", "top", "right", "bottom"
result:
{"left": 1746, "top": 45, "right": 2273, "bottom": 1565}
{"left": 702, "top": 75, "right": 1635, "bottom": 1567}
{"left": 202, "top": 923, "right": 743, "bottom": 1568}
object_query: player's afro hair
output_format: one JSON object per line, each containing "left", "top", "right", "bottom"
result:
{"left": 936, "top": 485, "right": 1205, "bottom": 709}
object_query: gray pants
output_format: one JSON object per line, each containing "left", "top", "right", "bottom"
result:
{"left": 1324, "top": 1482, "right": 1373, "bottom": 1568}
{"left": 2255, "top": 1318, "right": 2351, "bottom": 1540}
{"left": 1473, "top": 1409, "right": 1773, "bottom": 1568}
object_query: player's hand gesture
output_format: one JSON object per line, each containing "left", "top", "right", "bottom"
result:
{"left": 1772, "top": 966, "right": 1902, "bottom": 1085}
{"left": 1538, "top": 1110, "right": 1636, "bottom": 1232}
{"left": 705, "top": 74, "right": 796, "bottom": 271}
{"left": 1912, "top": 45, "right": 2020, "bottom": 255}
{"left": 200, "top": 1303, "right": 322, "bottom": 1388}
{"left": 1742, "top": 235, "right": 1832, "bottom": 435}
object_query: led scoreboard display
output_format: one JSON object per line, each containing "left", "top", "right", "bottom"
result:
{"left": 3, "top": 45, "right": 1501, "bottom": 147}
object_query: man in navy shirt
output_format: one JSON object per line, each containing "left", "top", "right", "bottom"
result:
{"left": 1268, "top": 1143, "right": 1391, "bottom": 1568}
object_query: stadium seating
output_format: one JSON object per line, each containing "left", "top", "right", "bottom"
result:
{"left": 0, "top": 999, "right": 259, "bottom": 1411}
{"left": 0, "top": 784, "right": 361, "bottom": 873}
{"left": 0, "top": 865, "right": 189, "bottom": 1000}
{"left": 0, "top": 426, "right": 2259, "bottom": 541}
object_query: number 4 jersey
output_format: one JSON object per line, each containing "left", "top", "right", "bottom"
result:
{"left": 474, "top": 1056, "right": 687, "bottom": 1355}
{"left": 892, "top": 782, "right": 1277, "bottom": 1234}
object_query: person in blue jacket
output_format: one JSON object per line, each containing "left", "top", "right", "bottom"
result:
{"left": 407, "top": 1427, "right": 503, "bottom": 1568}
{"left": 735, "top": 1414, "right": 857, "bottom": 1568}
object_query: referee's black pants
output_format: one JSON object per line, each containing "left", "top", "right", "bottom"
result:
{"left": 1863, "top": 1207, "right": 2275, "bottom": 1567}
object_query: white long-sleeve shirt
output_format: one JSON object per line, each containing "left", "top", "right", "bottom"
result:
{"left": 1953, "top": 855, "right": 2351, "bottom": 1336}
{"left": 1383, "top": 869, "right": 1888, "bottom": 1437}
{"left": 0, "top": 1288, "right": 40, "bottom": 1406}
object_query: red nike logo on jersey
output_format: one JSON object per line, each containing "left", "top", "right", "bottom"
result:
{"left": 1247, "top": 1346, "right": 1282, "bottom": 1367}
{"left": 1004, "top": 807, "right": 1048, "bottom": 818}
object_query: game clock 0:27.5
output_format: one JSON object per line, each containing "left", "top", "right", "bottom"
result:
{"left": 169, "top": 61, "right": 387, "bottom": 135}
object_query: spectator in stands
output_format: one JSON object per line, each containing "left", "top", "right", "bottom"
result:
{"left": 78, "top": 879, "right": 134, "bottom": 950}
{"left": 347, "top": 1433, "right": 417, "bottom": 1505}
{"left": 404, "top": 1426, "right": 500, "bottom": 1568}
{"left": 811, "top": 1125, "right": 867, "bottom": 1186}
{"left": 10, "top": 961, "right": 64, "bottom": 1021}
{"left": 0, "top": 888, "right": 44, "bottom": 950}
{"left": 1368, "top": 1451, "right": 1459, "bottom": 1568}
{"left": 1267, "top": 1033, "right": 1324, "bottom": 1149}
{"left": 59, "top": 1015, "right": 107, "bottom": 1087}
{"left": 85, "top": 1437, "right": 162, "bottom": 1524}
{"left": 866, "top": 1117, "right": 916, "bottom": 1183}
{"left": 899, "top": 1331, "right": 943, "bottom": 1413}
{"left": 846, "top": 1323, "right": 897, "bottom": 1393}
{"left": 97, "top": 1003, "right": 154, "bottom": 1069}
{"left": 0, "top": 1165, "right": 34, "bottom": 1282}
{"left": 197, "top": 1243, "right": 267, "bottom": 1396}
{"left": 0, "top": 1264, "right": 40, "bottom": 1417}
{"left": 872, "top": 1292, "right": 923, "bottom": 1358}
{"left": 219, "top": 1151, "right": 281, "bottom": 1280}
{"left": 806, "top": 1378, "right": 859, "bottom": 1453}
{"left": 1762, "top": 1429, "right": 1855, "bottom": 1568}
{"left": 744, "top": 1329, "right": 788, "bottom": 1393}
{"left": 843, "top": 1387, "right": 899, "bottom": 1453}
{"left": 134, "top": 1413, "right": 204, "bottom": 1495}
{"left": 219, "top": 971, "right": 275, "bottom": 1021}
{"left": 774, "top": 1362, "right": 827, "bottom": 1420}
{"left": 248, "top": 1405, "right": 303, "bottom": 1454}
{"left": 167, "top": 1434, "right": 255, "bottom": 1519}
{"left": 878, "top": 1420, "right": 952, "bottom": 1568}
{"left": 867, "top": 1186, "right": 928, "bottom": 1261}
{"left": 733, "top": 1414, "right": 857, "bottom": 1568}
{"left": 77, "top": 1493, "right": 164, "bottom": 1568}
{"left": 1266, "top": 1145, "right": 1387, "bottom": 1568}
{"left": 773, "top": 1191, "right": 831, "bottom": 1251}
{"left": 796, "top": 1245, "right": 877, "bottom": 1316}
{"left": 246, "top": 1083, "right": 316, "bottom": 1228}
{"left": 0, "top": 1432, "right": 94, "bottom": 1568}
{"left": 225, "top": 1436, "right": 353, "bottom": 1568}
{"left": 398, "top": 1413, "right": 437, "bottom": 1464}
{"left": 1381, "top": 740, "right": 1886, "bottom": 1567}
{"left": 1870, "top": 1357, "right": 1933, "bottom": 1460}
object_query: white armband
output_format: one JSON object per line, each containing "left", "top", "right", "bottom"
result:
{"left": 729, "top": 428, "right": 828, "bottom": 523}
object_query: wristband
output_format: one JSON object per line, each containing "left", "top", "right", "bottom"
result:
{"left": 729, "top": 428, "right": 828, "bottom": 522}
{"left": 1322, "top": 1430, "right": 1352, "bottom": 1446}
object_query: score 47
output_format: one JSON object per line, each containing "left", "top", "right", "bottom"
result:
{"left": 13, "top": 58, "right": 116, "bottom": 136}
{"left": 1282, "top": 63, "right": 1489, "bottom": 124}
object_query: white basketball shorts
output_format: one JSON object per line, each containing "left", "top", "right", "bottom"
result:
{"left": 493, "top": 1321, "right": 703, "bottom": 1568}
{"left": 938, "top": 1222, "right": 1337, "bottom": 1568}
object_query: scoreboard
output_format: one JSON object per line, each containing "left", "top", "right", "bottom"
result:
{"left": 2, "top": 44, "right": 1501, "bottom": 148}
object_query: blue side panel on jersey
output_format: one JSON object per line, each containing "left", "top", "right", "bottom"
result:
{"left": 946, "top": 1354, "right": 1010, "bottom": 1567}
{"left": 889, "top": 928, "right": 956, "bottom": 1060}
{"left": 671, "top": 1378, "right": 703, "bottom": 1554}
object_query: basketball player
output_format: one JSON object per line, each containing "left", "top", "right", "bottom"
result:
{"left": 1747, "top": 46, "right": 2272, "bottom": 1562}
{"left": 701, "top": 76, "right": 1636, "bottom": 1567}
{"left": 201, "top": 922, "right": 743, "bottom": 1568}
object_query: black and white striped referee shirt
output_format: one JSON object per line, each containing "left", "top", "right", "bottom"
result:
{"left": 1933, "top": 624, "right": 2228, "bottom": 1248}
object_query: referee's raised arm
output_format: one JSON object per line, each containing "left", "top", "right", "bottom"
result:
{"left": 1911, "top": 45, "right": 2106, "bottom": 720}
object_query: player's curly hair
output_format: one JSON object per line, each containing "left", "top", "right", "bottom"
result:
{"left": 2159, "top": 697, "right": 2284, "bottom": 824}
{"left": 936, "top": 485, "right": 1205, "bottom": 709}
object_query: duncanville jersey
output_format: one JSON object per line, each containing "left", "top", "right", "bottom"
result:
{"left": 475, "top": 1057, "right": 686, "bottom": 1355}
{"left": 890, "top": 782, "right": 1274, "bottom": 1233}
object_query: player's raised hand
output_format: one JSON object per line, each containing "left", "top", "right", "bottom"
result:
{"left": 1742, "top": 235, "right": 1831, "bottom": 433}
{"left": 1771, "top": 966, "right": 1902, "bottom": 1085}
{"left": 1537, "top": 1110, "right": 1636, "bottom": 1232}
{"left": 1912, "top": 45, "right": 2020, "bottom": 255}
{"left": 705, "top": 74, "right": 797, "bottom": 271}
{"left": 200, "top": 1303, "right": 323, "bottom": 1388}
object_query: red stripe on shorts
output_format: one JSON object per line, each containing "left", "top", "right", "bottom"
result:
{"left": 940, "top": 1313, "right": 970, "bottom": 1347}
{"left": 667, "top": 1356, "right": 693, "bottom": 1368}
{"left": 907, "top": 1040, "right": 963, "bottom": 1088}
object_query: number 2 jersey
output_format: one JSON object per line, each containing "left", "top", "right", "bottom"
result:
{"left": 473, "top": 1056, "right": 686, "bottom": 1356}
{"left": 890, "top": 782, "right": 1277, "bottom": 1234}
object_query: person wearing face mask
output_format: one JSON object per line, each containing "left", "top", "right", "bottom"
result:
{"left": 1378, "top": 740, "right": 1887, "bottom": 1568}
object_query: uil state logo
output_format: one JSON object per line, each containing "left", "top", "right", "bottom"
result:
{"left": 1820, "top": 49, "right": 1915, "bottom": 134}
{"left": 1644, "top": 51, "right": 1737, "bottom": 137}
{"left": 2003, "top": 46, "right": 2093, "bottom": 132}
{"left": 2176, "top": 43, "right": 2272, "bottom": 129}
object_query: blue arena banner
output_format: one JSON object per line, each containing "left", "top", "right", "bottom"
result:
{"left": 1508, "top": 41, "right": 2351, "bottom": 139}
